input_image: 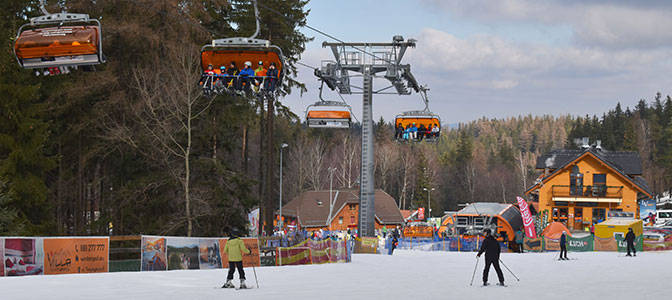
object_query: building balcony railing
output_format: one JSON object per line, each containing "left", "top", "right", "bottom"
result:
{"left": 551, "top": 185, "right": 623, "bottom": 203}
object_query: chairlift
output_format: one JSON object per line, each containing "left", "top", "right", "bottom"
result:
{"left": 14, "top": 0, "right": 105, "bottom": 70}
{"left": 200, "top": 0, "right": 284, "bottom": 94}
{"left": 305, "top": 80, "right": 352, "bottom": 129}
{"left": 394, "top": 86, "right": 441, "bottom": 142}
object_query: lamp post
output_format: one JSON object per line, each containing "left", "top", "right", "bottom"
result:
{"left": 279, "top": 143, "right": 288, "bottom": 234}
{"left": 423, "top": 187, "right": 435, "bottom": 220}
{"left": 327, "top": 167, "right": 337, "bottom": 232}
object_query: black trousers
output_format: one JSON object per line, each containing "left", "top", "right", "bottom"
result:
{"left": 517, "top": 242, "right": 524, "bottom": 253}
{"left": 626, "top": 242, "right": 636, "bottom": 255}
{"left": 560, "top": 245, "right": 567, "bottom": 259}
{"left": 483, "top": 259, "right": 504, "bottom": 284}
{"left": 227, "top": 261, "right": 245, "bottom": 280}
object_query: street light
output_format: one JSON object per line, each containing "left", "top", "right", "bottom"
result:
{"left": 279, "top": 143, "right": 289, "bottom": 234}
{"left": 327, "top": 167, "right": 337, "bottom": 232}
{"left": 423, "top": 187, "right": 435, "bottom": 220}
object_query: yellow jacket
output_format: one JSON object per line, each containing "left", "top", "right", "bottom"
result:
{"left": 223, "top": 237, "right": 250, "bottom": 262}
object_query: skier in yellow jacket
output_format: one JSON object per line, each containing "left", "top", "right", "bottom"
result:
{"left": 222, "top": 229, "right": 251, "bottom": 288}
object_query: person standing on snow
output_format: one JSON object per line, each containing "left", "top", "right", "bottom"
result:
{"left": 477, "top": 229, "right": 505, "bottom": 286}
{"left": 625, "top": 228, "right": 637, "bottom": 257}
{"left": 559, "top": 231, "right": 569, "bottom": 260}
{"left": 222, "top": 229, "right": 251, "bottom": 289}
{"left": 515, "top": 228, "right": 525, "bottom": 253}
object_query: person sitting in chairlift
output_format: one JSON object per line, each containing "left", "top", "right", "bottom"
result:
{"left": 239, "top": 61, "right": 256, "bottom": 91}
{"left": 225, "top": 61, "right": 239, "bottom": 89}
{"left": 409, "top": 123, "right": 418, "bottom": 140}
{"left": 254, "top": 61, "right": 267, "bottom": 90}
{"left": 265, "top": 62, "right": 279, "bottom": 91}
{"left": 418, "top": 124, "right": 427, "bottom": 140}
{"left": 395, "top": 123, "right": 404, "bottom": 140}
{"left": 431, "top": 123, "right": 440, "bottom": 138}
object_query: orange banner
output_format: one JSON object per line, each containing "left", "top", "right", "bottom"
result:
{"left": 43, "top": 237, "right": 108, "bottom": 275}
{"left": 594, "top": 236, "right": 617, "bottom": 251}
{"left": 219, "top": 238, "right": 260, "bottom": 267}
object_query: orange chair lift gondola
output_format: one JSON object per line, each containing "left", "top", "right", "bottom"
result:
{"left": 394, "top": 86, "right": 441, "bottom": 142}
{"left": 200, "top": 0, "right": 284, "bottom": 95}
{"left": 13, "top": 0, "right": 105, "bottom": 69}
{"left": 305, "top": 80, "right": 353, "bottom": 129}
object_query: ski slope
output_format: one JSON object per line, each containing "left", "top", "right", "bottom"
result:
{"left": 1, "top": 250, "right": 669, "bottom": 300}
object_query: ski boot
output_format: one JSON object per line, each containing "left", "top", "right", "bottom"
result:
{"left": 482, "top": 282, "right": 489, "bottom": 287}
{"left": 239, "top": 279, "right": 247, "bottom": 289}
{"left": 497, "top": 282, "right": 507, "bottom": 287}
{"left": 222, "top": 279, "right": 234, "bottom": 288}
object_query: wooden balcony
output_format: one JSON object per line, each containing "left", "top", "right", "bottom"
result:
{"left": 551, "top": 185, "right": 623, "bottom": 203}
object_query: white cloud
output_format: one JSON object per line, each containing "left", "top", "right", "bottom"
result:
{"left": 423, "top": 0, "right": 672, "bottom": 49}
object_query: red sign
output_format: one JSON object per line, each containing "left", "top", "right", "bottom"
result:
{"left": 516, "top": 196, "right": 537, "bottom": 238}
{"left": 418, "top": 208, "right": 425, "bottom": 220}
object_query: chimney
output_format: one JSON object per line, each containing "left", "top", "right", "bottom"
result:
{"left": 581, "top": 137, "right": 590, "bottom": 149}
{"left": 595, "top": 140, "right": 602, "bottom": 150}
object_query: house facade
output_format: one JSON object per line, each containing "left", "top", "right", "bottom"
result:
{"left": 277, "top": 189, "right": 405, "bottom": 232}
{"left": 525, "top": 146, "right": 652, "bottom": 231}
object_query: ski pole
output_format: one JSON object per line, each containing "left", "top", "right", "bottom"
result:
{"left": 470, "top": 256, "right": 480, "bottom": 286}
{"left": 249, "top": 253, "right": 259, "bottom": 288}
{"left": 499, "top": 259, "right": 520, "bottom": 281}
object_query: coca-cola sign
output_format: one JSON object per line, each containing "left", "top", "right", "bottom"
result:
{"left": 516, "top": 196, "right": 537, "bottom": 238}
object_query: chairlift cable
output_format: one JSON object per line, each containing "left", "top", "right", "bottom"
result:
{"left": 255, "top": 1, "right": 394, "bottom": 65}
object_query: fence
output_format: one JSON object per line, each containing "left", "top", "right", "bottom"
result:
{"left": 0, "top": 234, "right": 350, "bottom": 277}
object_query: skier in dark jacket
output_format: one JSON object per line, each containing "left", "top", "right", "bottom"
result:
{"left": 477, "top": 229, "right": 505, "bottom": 286}
{"left": 625, "top": 228, "right": 636, "bottom": 257}
{"left": 559, "top": 231, "right": 568, "bottom": 260}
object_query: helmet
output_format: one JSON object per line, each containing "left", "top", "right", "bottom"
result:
{"left": 244, "top": 61, "right": 252, "bottom": 67}
{"left": 483, "top": 228, "right": 491, "bottom": 235}
{"left": 258, "top": 61, "right": 264, "bottom": 65}
{"left": 220, "top": 66, "right": 225, "bottom": 70}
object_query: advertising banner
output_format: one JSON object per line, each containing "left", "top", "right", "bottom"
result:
{"left": 43, "top": 237, "right": 108, "bottom": 275}
{"left": 418, "top": 208, "right": 425, "bottom": 220}
{"left": 248, "top": 208, "right": 259, "bottom": 237}
{"left": 642, "top": 229, "right": 672, "bottom": 251}
{"left": 0, "top": 238, "right": 4, "bottom": 276}
{"left": 640, "top": 199, "right": 656, "bottom": 226}
{"left": 523, "top": 237, "right": 543, "bottom": 252}
{"left": 594, "top": 236, "right": 617, "bottom": 251}
{"left": 458, "top": 236, "right": 480, "bottom": 252}
{"left": 277, "top": 240, "right": 311, "bottom": 266}
{"left": 166, "top": 238, "right": 200, "bottom": 270}
{"left": 141, "top": 236, "right": 166, "bottom": 271}
{"left": 198, "top": 238, "right": 222, "bottom": 269}
{"left": 219, "top": 238, "right": 261, "bottom": 267}
{"left": 517, "top": 196, "right": 538, "bottom": 238}
{"left": 544, "top": 237, "right": 560, "bottom": 251}
{"left": 4, "top": 238, "right": 43, "bottom": 276}
{"left": 567, "top": 235, "right": 593, "bottom": 252}
{"left": 615, "top": 235, "right": 643, "bottom": 252}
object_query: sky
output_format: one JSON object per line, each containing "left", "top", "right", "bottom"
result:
{"left": 283, "top": 0, "right": 672, "bottom": 124}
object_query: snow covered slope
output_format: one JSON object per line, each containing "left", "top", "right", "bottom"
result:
{"left": 0, "top": 250, "right": 669, "bottom": 300}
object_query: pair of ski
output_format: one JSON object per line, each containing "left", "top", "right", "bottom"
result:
{"left": 481, "top": 283, "right": 507, "bottom": 287}
{"left": 215, "top": 285, "right": 254, "bottom": 290}
{"left": 557, "top": 258, "right": 578, "bottom": 261}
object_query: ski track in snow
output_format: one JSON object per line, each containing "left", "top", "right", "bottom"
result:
{"left": 0, "top": 250, "right": 670, "bottom": 300}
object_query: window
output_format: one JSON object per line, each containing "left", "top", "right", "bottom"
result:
{"left": 350, "top": 216, "right": 356, "bottom": 224}
{"left": 349, "top": 204, "right": 356, "bottom": 211}
{"left": 570, "top": 165, "right": 583, "bottom": 196}
{"left": 339, "top": 217, "right": 343, "bottom": 224}
{"left": 593, "top": 208, "right": 606, "bottom": 222}
{"left": 592, "top": 174, "right": 607, "bottom": 197}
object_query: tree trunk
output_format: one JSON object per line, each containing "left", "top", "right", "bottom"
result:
{"left": 185, "top": 105, "right": 193, "bottom": 237}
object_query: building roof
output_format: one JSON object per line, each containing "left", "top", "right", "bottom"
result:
{"left": 536, "top": 148, "right": 642, "bottom": 175}
{"left": 599, "top": 218, "right": 643, "bottom": 226}
{"left": 278, "top": 189, "right": 405, "bottom": 227}
{"left": 457, "top": 203, "right": 523, "bottom": 231}
{"left": 457, "top": 203, "right": 513, "bottom": 216}
{"left": 528, "top": 148, "right": 652, "bottom": 197}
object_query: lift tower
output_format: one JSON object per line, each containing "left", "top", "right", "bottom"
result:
{"left": 317, "top": 36, "right": 420, "bottom": 237}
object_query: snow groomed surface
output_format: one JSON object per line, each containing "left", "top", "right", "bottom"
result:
{"left": 1, "top": 250, "right": 669, "bottom": 300}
